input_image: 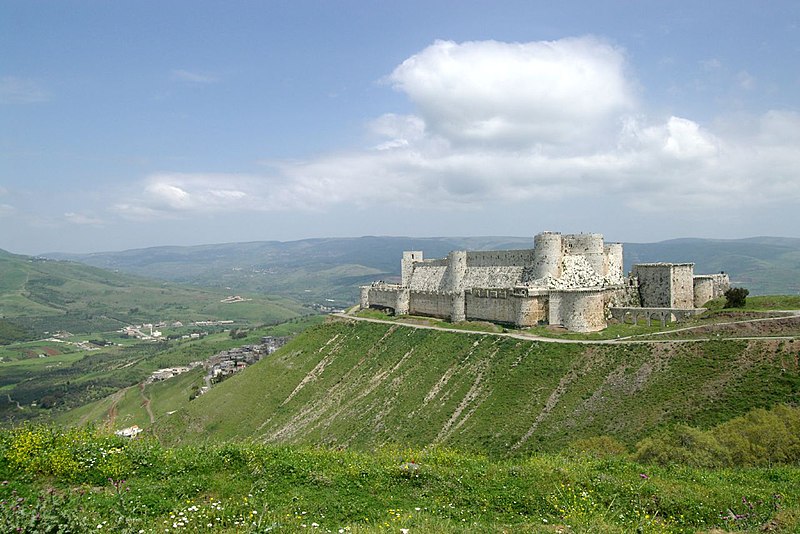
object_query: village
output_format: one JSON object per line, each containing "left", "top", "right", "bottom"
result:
{"left": 144, "top": 335, "right": 290, "bottom": 395}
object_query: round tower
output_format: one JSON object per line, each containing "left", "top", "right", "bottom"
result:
{"left": 533, "top": 232, "right": 562, "bottom": 279}
{"left": 604, "top": 243, "right": 624, "bottom": 283}
{"left": 446, "top": 250, "right": 468, "bottom": 292}
{"left": 563, "top": 233, "right": 605, "bottom": 276}
{"left": 693, "top": 276, "right": 714, "bottom": 308}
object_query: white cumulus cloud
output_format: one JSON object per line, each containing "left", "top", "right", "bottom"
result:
{"left": 115, "top": 173, "right": 258, "bottom": 218}
{"left": 387, "top": 38, "right": 636, "bottom": 148}
{"left": 115, "top": 38, "right": 800, "bottom": 221}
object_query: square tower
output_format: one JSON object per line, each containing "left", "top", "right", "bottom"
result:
{"left": 632, "top": 263, "right": 695, "bottom": 309}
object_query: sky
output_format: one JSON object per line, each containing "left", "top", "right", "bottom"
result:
{"left": 1, "top": 1, "right": 799, "bottom": 254}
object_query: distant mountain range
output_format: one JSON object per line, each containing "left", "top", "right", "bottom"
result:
{"left": 45, "top": 235, "right": 800, "bottom": 303}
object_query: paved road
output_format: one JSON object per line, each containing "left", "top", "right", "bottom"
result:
{"left": 331, "top": 313, "right": 799, "bottom": 345}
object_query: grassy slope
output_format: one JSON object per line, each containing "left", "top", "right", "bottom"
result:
{"left": 3, "top": 428, "right": 799, "bottom": 533}
{"left": 0, "top": 249, "right": 307, "bottom": 337}
{"left": 52, "top": 316, "right": 327, "bottom": 429}
{"left": 154, "top": 320, "right": 800, "bottom": 455}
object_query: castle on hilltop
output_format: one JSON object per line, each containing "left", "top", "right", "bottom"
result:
{"left": 360, "top": 231, "right": 730, "bottom": 332}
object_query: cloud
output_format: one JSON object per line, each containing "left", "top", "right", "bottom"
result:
{"left": 115, "top": 173, "right": 257, "bottom": 219}
{"left": 0, "top": 76, "right": 49, "bottom": 103}
{"left": 115, "top": 38, "right": 800, "bottom": 220}
{"left": 386, "top": 38, "right": 635, "bottom": 148}
{"left": 64, "top": 212, "right": 103, "bottom": 225}
{"left": 0, "top": 204, "right": 14, "bottom": 217}
{"left": 171, "top": 69, "right": 219, "bottom": 84}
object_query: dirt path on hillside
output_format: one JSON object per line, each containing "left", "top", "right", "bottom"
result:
{"left": 139, "top": 383, "right": 155, "bottom": 424}
{"left": 333, "top": 313, "right": 799, "bottom": 345}
{"left": 102, "top": 387, "right": 128, "bottom": 428}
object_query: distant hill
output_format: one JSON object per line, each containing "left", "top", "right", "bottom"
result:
{"left": 45, "top": 235, "right": 800, "bottom": 302}
{"left": 0, "top": 248, "right": 307, "bottom": 338}
{"left": 153, "top": 320, "right": 800, "bottom": 455}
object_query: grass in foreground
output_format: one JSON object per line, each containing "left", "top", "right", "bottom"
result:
{"left": 1, "top": 425, "right": 799, "bottom": 533}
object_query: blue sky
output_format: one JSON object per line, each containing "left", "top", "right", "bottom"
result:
{"left": 1, "top": 1, "right": 799, "bottom": 254}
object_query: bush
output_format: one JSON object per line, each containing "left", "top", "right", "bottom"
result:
{"left": 634, "top": 424, "right": 731, "bottom": 467}
{"left": 724, "top": 287, "right": 749, "bottom": 308}
{"left": 714, "top": 405, "right": 800, "bottom": 466}
{"left": 635, "top": 405, "right": 800, "bottom": 468}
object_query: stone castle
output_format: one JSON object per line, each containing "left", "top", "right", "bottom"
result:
{"left": 360, "top": 231, "right": 730, "bottom": 332}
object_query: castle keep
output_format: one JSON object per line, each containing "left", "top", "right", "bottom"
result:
{"left": 360, "top": 232, "right": 730, "bottom": 332}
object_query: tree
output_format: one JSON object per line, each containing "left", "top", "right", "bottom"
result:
{"left": 724, "top": 287, "right": 749, "bottom": 308}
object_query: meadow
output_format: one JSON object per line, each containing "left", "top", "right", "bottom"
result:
{"left": 1, "top": 423, "right": 799, "bottom": 533}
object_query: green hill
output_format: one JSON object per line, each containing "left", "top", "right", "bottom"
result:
{"left": 0, "top": 248, "right": 307, "bottom": 339}
{"left": 152, "top": 319, "right": 800, "bottom": 455}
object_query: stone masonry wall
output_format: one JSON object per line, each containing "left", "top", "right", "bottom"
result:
{"left": 366, "top": 287, "right": 401, "bottom": 310}
{"left": 693, "top": 277, "right": 715, "bottom": 307}
{"left": 401, "top": 251, "right": 423, "bottom": 286}
{"left": 693, "top": 273, "right": 730, "bottom": 307}
{"left": 633, "top": 264, "right": 673, "bottom": 308}
{"left": 670, "top": 264, "right": 695, "bottom": 308}
{"left": 604, "top": 243, "right": 624, "bottom": 283}
{"left": 408, "top": 265, "right": 447, "bottom": 292}
{"left": 515, "top": 295, "right": 548, "bottom": 326}
{"left": 554, "top": 290, "right": 607, "bottom": 332}
{"left": 466, "top": 249, "right": 534, "bottom": 267}
{"left": 533, "top": 232, "right": 563, "bottom": 278}
{"left": 409, "top": 292, "right": 453, "bottom": 319}
{"left": 465, "top": 291, "right": 518, "bottom": 324}
{"left": 562, "top": 233, "right": 605, "bottom": 277}
{"left": 462, "top": 266, "right": 525, "bottom": 289}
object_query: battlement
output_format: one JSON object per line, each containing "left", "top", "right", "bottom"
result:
{"left": 361, "top": 232, "right": 727, "bottom": 332}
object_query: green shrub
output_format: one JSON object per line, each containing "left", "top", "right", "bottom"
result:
{"left": 634, "top": 424, "right": 731, "bottom": 467}
{"left": 635, "top": 405, "right": 800, "bottom": 468}
{"left": 724, "top": 287, "right": 749, "bottom": 308}
{"left": 714, "top": 405, "right": 800, "bottom": 466}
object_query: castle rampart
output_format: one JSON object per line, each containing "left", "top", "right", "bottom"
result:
{"left": 693, "top": 273, "right": 730, "bottom": 307}
{"left": 361, "top": 231, "right": 727, "bottom": 332}
{"left": 532, "top": 231, "right": 563, "bottom": 279}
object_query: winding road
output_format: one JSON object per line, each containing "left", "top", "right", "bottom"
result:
{"left": 332, "top": 312, "right": 800, "bottom": 345}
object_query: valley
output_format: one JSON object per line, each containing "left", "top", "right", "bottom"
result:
{"left": 2, "top": 238, "right": 800, "bottom": 532}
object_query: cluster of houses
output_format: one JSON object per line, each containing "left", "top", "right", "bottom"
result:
{"left": 119, "top": 322, "right": 170, "bottom": 340}
{"left": 119, "top": 320, "right": 238, "bottom": 341}
{"left": 115, "top": 334, "right": 292, "bottom": 439}
{"left": 145, "top": 361, "right": 204, "bottom": 384}
{"left": 144, "top": 336, "right": 288, "bottom": 386}
{"left": 204, "top": 336, "right": 289, "bottom": 386}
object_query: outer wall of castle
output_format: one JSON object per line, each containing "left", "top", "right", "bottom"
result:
{"left": 360, "top": 231, "right": 730, "bottom": 333}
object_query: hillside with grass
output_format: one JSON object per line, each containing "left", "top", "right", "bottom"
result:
{"left": 3, "top": 422, "right": 800, "bottom": 533}
{"left": 0, "top": 317, "right": 325, "bottom": 425}
{"left": 150, "top": 318, "right": 799, "bottom": 456}
{"left": 0, "top": 248, "right": 307, "bottom": 339}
